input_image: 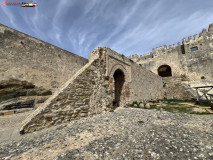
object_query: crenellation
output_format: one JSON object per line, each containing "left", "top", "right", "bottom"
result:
{"left": 128, "top": 23, "right": 213, "bottom": 82}
{"left": 199, "top": 28, "right": 207, "bottom": 37}
{"left": 194, "top": 34, "right": 198, "bottom": 40}
{"left": 152, "top": 48, "right": 156, "bottom": 53}
{"left": 130, "top": 23, "right": 213, "bottom": 62}
{"left": 182, "top": 38, "right": 186, "bottom": 44}
{"left": 128, "top": 23, "right": 213, "bottom": 72}
{"left": 188, "top": 36, "right": 192, "bottom": 42}
{"left": 208, "top": 23, "right": 213, "bottom": 32}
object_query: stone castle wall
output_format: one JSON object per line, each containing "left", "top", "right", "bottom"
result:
{"left": 129, "top": 23, "right": 213, "bottom": 81}
{"left": 0, "top": 24, "right": 166, "bottom": 133}
{"left": 0, "top": 24, "right": 88, "bottom": 91}
{"left": 20, "top": 49, "right": 112, "bottom": 133}
{"left": 21, "top": 47, "right": 164, "bottom": 133}
{"left": 129, "top": 63, "right": 164, "bottom": 102}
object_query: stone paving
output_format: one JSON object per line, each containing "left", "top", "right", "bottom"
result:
{"left": 0, "top": 108, "right": 212, "bottom": 160}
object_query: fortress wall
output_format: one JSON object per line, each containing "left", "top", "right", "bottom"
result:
{"left": 179, "top": 28, "right": 213, "bottom": 80}
{"left": 21, "top": 47, "right": 165, "bottom": 133}
{"left": 179, "top": 49, "right": 213, "bottom": 80}
{"left": 0, "top": 24, "right": 88, "bottom": 91}
{"left": 129, "top": 63, "right": 164, "bottom": 103}
{"left": 138, "top": 50, "right": 184, "bottom": 77}
{"left": 105, "top": 48, "right": 164, "bottom": 103}
{"left": 130, "top": 23, "right": 213, "bottom": 81}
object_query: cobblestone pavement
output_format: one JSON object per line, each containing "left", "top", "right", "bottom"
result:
{"left": 0, "top": 108, "right": 212, "bottom": 160}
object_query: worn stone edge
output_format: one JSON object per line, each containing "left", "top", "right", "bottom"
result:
{"left": 19, "top": 59, "right": 95, "bottom": 134}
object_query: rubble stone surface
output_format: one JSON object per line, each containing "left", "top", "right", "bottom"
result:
{"left": 0, "top": 108, "right": 212, "bottom": 160}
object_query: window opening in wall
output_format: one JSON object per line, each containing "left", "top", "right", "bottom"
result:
{"left": 191, "top": 46, "right": 198, "bottom": 52}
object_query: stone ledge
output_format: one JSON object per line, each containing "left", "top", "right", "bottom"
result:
{"left": 0, "top": 110, "right": 14, "bottom": 116}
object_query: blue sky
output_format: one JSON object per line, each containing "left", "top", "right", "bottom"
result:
{"left": 1, "top": 0, "right": 213, "bottom": 58}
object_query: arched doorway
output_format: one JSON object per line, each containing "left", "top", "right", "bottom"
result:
{"left": 113, "top": 69, "right": 125, "bottom": 108}
{"left": 158, "top": 65, "right": 172, "bottom": 77}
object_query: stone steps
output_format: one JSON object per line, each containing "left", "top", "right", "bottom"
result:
{"left": 0, "top": 79, "right": 52, "bottom": 115}
{"left": 0, "top": 96, "right": 49, "bottom": 111}
{"left": 0, "top": 79, "right": 52, "bottom": 103}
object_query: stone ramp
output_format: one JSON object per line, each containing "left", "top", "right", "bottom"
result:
{"left": 20, "top": 60, "right": 95, "bottom": 133}
{"left": 20, "top": 49, "right": 112, "bottom": 133}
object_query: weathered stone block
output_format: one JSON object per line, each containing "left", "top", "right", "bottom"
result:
{"left": 80, "top": 113, "right": 88, "bottom": 117}
{"left": 74, "top": 108, "right": 81, "bottom": 114}
{"left": 145, "top": 103, "right": 151, "bottom": 109}
{"left": 139, "top": 103, "right": 144, "bottom": 108}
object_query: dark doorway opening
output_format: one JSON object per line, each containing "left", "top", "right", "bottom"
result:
{"left": 158, "top": 65, "right": 172, "bottom": 77}
{"left": 113, "top": 69, "right": 125, "bottom": 108}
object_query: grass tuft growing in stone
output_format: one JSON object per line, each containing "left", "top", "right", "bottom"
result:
{"left": 138, "top": 120, "right": 144, "bottom": 124}
{"left": 131, "top": 101, "right": 140, "bottom": 108}
{"left": 190, "top": 111, "right": 213, "bottom": 115}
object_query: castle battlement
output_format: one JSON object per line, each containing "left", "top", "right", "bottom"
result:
{"left": 128, "top": 23, "right": 213, "bottom": 62}
{"left": 128, "top": 41, "right": 181, "bottom": 61}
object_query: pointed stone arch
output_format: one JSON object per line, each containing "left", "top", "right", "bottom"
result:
{"left": 113, "top": 69, "right": 125, "bottom": 108}
{"left": 109, "top": 64, "right": 129, "bottom": 82}
{"left": 109, "top": 64, "right": 129, "bottom": 108}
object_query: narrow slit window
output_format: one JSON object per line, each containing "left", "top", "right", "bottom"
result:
{"left": 191, "top": 46, "right": 198, "bottom": 52}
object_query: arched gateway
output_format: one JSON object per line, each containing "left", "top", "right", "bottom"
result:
{"left": 113, "top": 69, "right": 125, "bottom": 108}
